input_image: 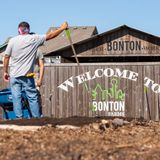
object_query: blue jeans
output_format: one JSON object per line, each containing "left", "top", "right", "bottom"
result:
{"left": 10, "top": 76, "right": 40, "bottom": 118}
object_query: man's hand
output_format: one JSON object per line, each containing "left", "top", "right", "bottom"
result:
{"left": 36, "top": 79, "right": 42, "bottom": 87}
{"left": 3, "top": 72, "right": 10, "bottom": 82}
{"left": 46, "top": 21, "right": 69, "bottom": 41}
{"left": 60, "top": 22, "right": 68, "bottom": 30}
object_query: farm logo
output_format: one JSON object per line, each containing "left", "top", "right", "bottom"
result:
{"left": 88, "top": 79, "right": 125, "bottom": 117}
{"left": 58, "top": 68, "right": 160, "bottom": 117}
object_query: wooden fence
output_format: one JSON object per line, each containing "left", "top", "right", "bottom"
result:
{"left": 1, "top": 62, "right": 160, "bottom": 121}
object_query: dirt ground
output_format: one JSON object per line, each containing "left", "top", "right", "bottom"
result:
{"left": 0, "top": 117, "right": 160, "bottom": 160}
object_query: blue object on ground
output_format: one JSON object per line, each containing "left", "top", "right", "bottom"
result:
{"left": 0, "top": 88, "right": 31, "bottom": 120}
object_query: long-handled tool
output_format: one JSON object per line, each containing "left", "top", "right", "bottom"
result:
{"left": 65, "top": 29, "right": 80, "bottom": 66}
{"left": 65, "top": 29, "right": 89, "bottom": 92}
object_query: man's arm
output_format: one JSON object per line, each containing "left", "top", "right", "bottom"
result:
{"left": 3, "top": 55, "right": 10, "bottom": 81}
{"left": 36, "top": 59, "right": 44, "bottom": 87}
{"left": 46, "top": 22, "right": 68, "bottom": 41}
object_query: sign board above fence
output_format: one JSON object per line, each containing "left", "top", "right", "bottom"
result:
{"left": 53, "top": 25, "right": 160, "bottom": 57}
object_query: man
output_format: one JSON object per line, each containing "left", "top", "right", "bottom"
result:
{"left": 3, "top": 21, "right": 68, "bottom": 118}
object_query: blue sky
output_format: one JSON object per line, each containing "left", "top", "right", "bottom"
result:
{"left": 0, "top": 0, "right": 160, "bottom": 44}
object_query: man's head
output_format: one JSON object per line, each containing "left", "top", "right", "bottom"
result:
{"left": 18, "top": 21, "right": 30, "bottom": 35}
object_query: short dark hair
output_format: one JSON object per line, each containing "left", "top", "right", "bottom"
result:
{"left": 18, "top": 21, "right": 30, "bottom": 29}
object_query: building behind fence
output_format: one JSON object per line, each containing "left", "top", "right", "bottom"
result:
{"left": 0, "top": 25, "right": 160, "bottom": 120}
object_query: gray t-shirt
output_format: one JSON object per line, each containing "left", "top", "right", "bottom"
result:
{"left": 5, "top": 34, "right": 46, "bottom": 77}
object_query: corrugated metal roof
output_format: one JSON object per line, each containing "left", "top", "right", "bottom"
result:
{"left": 0, "top": 37, "right": 12, "bottom": 53}
{"left": 0, "top": 42, "right": 7, "bottom": 52}
{"left": 39, "top": 26, "right": 98, "bottom": 55}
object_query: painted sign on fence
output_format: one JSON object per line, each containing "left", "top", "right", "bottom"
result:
{"left": 58, "top": 67, "right": 160, "bottom": 117}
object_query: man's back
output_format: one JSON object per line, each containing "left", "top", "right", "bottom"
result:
{"left": 5, "top": 34, "right": 46, "bottom": 77}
